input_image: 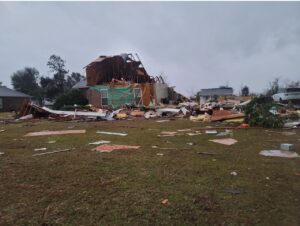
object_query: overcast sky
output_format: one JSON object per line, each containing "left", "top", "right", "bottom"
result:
{"left": 0, "top": 2, "right": 300, "bottom": 96}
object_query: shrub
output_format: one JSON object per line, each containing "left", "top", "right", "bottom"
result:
{"left": 54, "top": 90, "right": 88, "bottom": 109}
{"left": 244, "top": 97, "right": 283, "bottom": 128}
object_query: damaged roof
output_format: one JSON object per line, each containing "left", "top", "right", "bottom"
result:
{"left": 72, "top": 79, "right": 89, "bottom": 89}
{"left": 198, "top": 87, "right": 233, "bottom": 96}
{"left": 0, "top": 86, "right": 31, "bottom": 97}
{"left": 85, "top": 53, "right": 154, "bottom": 86}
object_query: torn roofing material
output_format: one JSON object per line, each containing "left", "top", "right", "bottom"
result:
{"left": 85, "top": 53, "right": 154, "bottom": 86}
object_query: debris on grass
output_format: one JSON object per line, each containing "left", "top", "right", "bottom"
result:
{"left": 161, "top": 199, "right": 169, "bottom": 205}
{"left": 209, "top": 138, "right": 238, "bottom": 145}
{"left": 88, "top": 140, "right": 111, "bottom": 145}
{"left": 205, "top": 130, "right": 218, "bottom": 134}
{"left": 158, "top": 131, "right": 177, "bottom": 137}
{"left": 281, "top": 131, "right": 296, "bottom": 136}
{"left": 34, "top": 147, "right": 47, "bottom": 151}
{"left": 156, "top": 120, "right": 170, "bottom": 123}
{"left": 259, "top": 150, "right": 300, "bottom": 158}
{"left": 47, "top": 140, "right": 56, "bottom": 144}
{"left": 280, "top": 143, "right": 295, "bottom": 151}
{"left": 32, "top": 149, "right": 72, "bottom": 156}
{"left": 230, "top": 171, "right": 238, "bottom": 176}
{"left": 18, "top": 114, "right": 33, "bottom": 120}
{"left": 177, "top": 129, "right": 191, "bottom": 132}
{"left": 187, "top": 142, "right": 194, "bottom": 146}
{"left": 186, "top": 132, "right": 201, "bottom": 136}
{"left": 0, "top": 129, "right": 5, "bottom": 133}
{"left": 0, "top": 152, "right": 4, "bottom": 155}
{"left": 96, "top": 131, "right": 128, "bottom": 136}
{"left": 156, "top": 153, "right": 164, "bottom": 156}
{"left": 25, "top": 130, "right": 86, "bottom": 137}
{"left": 216, "top": 130, "right": 231, "bottom": 136}
{"left": 92, "top": 144, "right": 140, "bottom": 153}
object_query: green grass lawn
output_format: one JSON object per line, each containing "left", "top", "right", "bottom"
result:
{"left": 0, "top": 118, "right": 300, "bottom": 226}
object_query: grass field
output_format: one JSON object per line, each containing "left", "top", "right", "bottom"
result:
{"left": 0, "top": 117, "right": 300, "bottom": 226}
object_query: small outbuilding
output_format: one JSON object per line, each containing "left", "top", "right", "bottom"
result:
{"left": 0, "top": 86, "right": 30, "bottom": 112}
{"left": 198, "top": 86, "right": 233, "bottom": 104}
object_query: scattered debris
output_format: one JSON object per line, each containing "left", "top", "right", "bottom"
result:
{"left": 88, "top": 140, "right": 111, "bottom": 145}
{"left": 161, "top": 199, "right": 169, "bottom": 205}
{"left": 238, "top": 123, "right": 250, "bottom": 128}
{"left": 259, "top": 150, "right": 300, "bottom": 158}
{"left": 281, "top": 131, "right": 296, "bottom": 136}
{"left": 187, "top": 142, "right": 194, "bottom": 146}
{"left": 92, "top": 144, "right": 140, "bottom": 153}
{"left": 216, "top": 131, "right": 231, "bottom": 136}
{"left": 156, "top": 153, "right": 164, "bottom": 156}
{"left": 25, "top": 130, "right": 86, "bottom": 137}
{"left": 178, "top": 129, "right": 192, "bottom": 132}
{"left": 32, "top": 149, "right": 72, "bottom": 156}
{"left": 47, "top": 140, "right": 56, "bottom": 144}
{"left": 280, "top": 143, "right": 295, "bottom": 151}
{"left": 209, "top": 138, "right": 238, "bottom": 145}
{"left": 230, "top": 171, "right": 238, "bottom": 176}
{"left": 283, "top": 121, "right": 300, "bottom": 128}
{"left": 186, "top": 132, "right": 201, "bottom": 136}
{"left": 130, "top": 111, "right": 145, "bottom": 117}
{"left": 0, "top": 129, "right": 5, "bottom": 133}
{"left": 205, "top": 130, "right": 218, "bottom": 134}
{"left": 34, "top": 147, "right": 47, "bottom": 151}
{"left": 96, "top": 131, "right": 127, "bottom": 136}
{"left": 158, "top": 131, "right": 177, "bottom": 137}
{"left": 156, "top": 120, "right": 170, "bottom": 123}
{"left": 18, "top": 114, "right": 33, "bottom": 120}
{"left": 0, "top": 152, "right": 4, "bottom": 155}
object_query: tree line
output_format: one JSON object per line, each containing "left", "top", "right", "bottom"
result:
{"left": 10, "top": 55, "right": 84, "bottom": 104}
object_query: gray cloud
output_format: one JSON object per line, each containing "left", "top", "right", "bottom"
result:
{"left": 0, "top": 2, "right": 300, "bottom": 96}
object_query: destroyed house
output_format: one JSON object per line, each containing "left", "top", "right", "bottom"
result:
{"left": 82, "top": 53, "right": 181, "bottom": 109}
{"left": 0, "top": 86, "right": 31, "bottom": 112}
{"left": 198, "top": 87, "right": 233, "bottom": 104}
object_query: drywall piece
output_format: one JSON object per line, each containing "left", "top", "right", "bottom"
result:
{"left": 96, "top": 131, "right": 127, "bottom": 136}
{"left": 25, "top": 130, "right": 86, "bottom": 137}
{"left": 259, "top": 150, "right": 300, "bottom": 158}
{"left": 209, "top": 138, "right": 238, "bottom": 145}
{"left": 92, "top": 144, "right": 140, "bottom": 153}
